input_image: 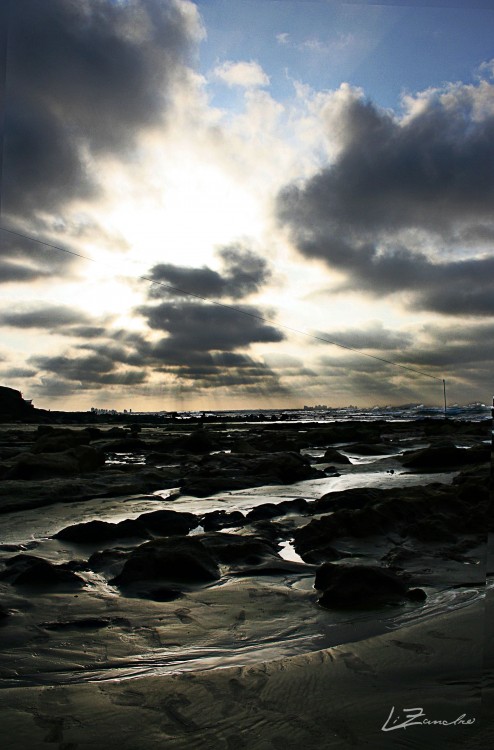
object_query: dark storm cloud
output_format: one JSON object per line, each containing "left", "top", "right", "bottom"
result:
{"left": 138, "top": 301, "right": 284, "bottom": 352}
{"left": 3, "top": 0, "right": 199, "bottom": 216}
{"left": 30, "top": 352, "right": 146, "bottom": 387}
{"left": 27, "top": 314, "right": 285, "bottom": 393}
{"left": 148, "top": 245, "right": 271, "bottom": 300}
{"left": 0, "top": 367, "right": 37, "bottom": 378}
{"left": 65, "top": 326, "right": 108, "bottom": 339}
{"left": 277, "top": 82, "right": 494, "bottom": 314}
{"left": 333, "top": 251, "right": 494, "bottom": 316}
{"left": 0, "top": 304, "right": 92, "bottom": 329}
{"left": 395, "top": 320, "right": 494, "bottom": 368}
{"left": 134, "top": 298, "right": 285, "bottom": 390}
{"left": 0, "top": 230, "right": 76, "bottom": 283}
{"left": 312, "top": 323, "right": 412, "bottom": 351}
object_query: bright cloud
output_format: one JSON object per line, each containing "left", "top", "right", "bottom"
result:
{"left": 213, "top": 60, "right": 270, "bottom": 88}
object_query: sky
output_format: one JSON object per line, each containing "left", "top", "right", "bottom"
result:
{"left": 0, "top": 0, "right": 493, "bottom": 412}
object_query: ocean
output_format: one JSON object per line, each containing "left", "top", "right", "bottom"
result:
{"left": 171, "top": 402, "right": 491, "bottom": 423}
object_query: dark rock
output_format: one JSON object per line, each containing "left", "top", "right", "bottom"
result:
{"left": 246, "top": 498, "right": 309, "bottom": 522}
{"left": 230, "top": 560, "right": 310, "bottom": 576}
{"left": 92, "top": 437, "right": 148, "bottom": 452}
{"left": 5, "top": 445, "right": 105, "bottom": 479}
{"left": 88, "top": 548, "right": 128, "bottom": 577}
{"left": 322, "top": 448, "right": 351, "bottom": 464}
{"left": 199, "top": 532, "right": 279, "bottom": 566}
{"left": 324, "top": 467, "right": 341, "bottom": 477}
{"left": 137, "top": 509, "right": 198, "bottom": 536}
{"left": 135, "top": 587, "right": 183, "bottom": 602}
{"left": 73, "top": 445, "right": 106, "bottom": 471}
{"left": 181, "top": 451, "right": 323, "bottom": 497}
{"left": 293, "top": 506, "right": 387, "bottom": 560}
{"left": 111, "top": 537, "right": 220, "bottom": 586}
{"left": 230, "top": 438, "right": 261, "bottom": 453}
{"left": 40, "top": 618, "right": 113, "bottom": 630}
{"left": 314, "top": 488, "right": 380, "bottom": 513}
{"left": 301, "top": 545, "right": 352, "bottom": 564}
{"left": 406, "top": 588, "right": 427, "bottom": 601}
{"left": 31, "top": 429, "right": 94, "bottom": 454}
{"left": 0, "top": 605, "right": 9, "bottom": 621}
{"left": 401, "top": 445, "right": 490, "bottom": 470}
{"left": 381, "top": 546, "right": 418, "bottom": 566}
{"left": 315, "top": 563, "right": 416, "bottom": 608}
{"left": 0, "top": 555, "right": 85, "bottom": 589}
{"left": 55, "top": 518, "right": 149, "bottom": 543}
{"left": 178, "top": 430, "right": 221, "bottom": 454}
{"left": 202, "top": 510, "right": 246, "bottom": 531}
{"left": 404, "top": 520, "right": 455, "bottom": 543}
{"left": 246, "top": 503, "right": 285, "bottom": 522}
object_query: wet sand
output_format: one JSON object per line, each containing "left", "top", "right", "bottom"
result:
{"left": 0, "top": 596, "right": 489, "bottom": 750}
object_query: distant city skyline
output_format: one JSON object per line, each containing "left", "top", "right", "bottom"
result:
{"left": 1, "top": 0, "right": 493, "bottom": 411}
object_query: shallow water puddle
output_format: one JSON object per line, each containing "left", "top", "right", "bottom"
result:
{"left": 279, "top": 540, "right": 305, "bottom": 564}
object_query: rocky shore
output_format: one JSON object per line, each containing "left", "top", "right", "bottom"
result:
{"left": 0, "top": 413, "right": 491, "bottom": 748}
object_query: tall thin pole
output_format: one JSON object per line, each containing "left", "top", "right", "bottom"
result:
{"left": 443, "top": 379, "right": 447, "bottom": 419}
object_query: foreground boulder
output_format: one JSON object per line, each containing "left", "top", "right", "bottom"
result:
{"left": 314, "top": 563, "right": 426, "bottom": 608}
{"left": 0, "top": 554, "right": 85, "bottom": 589}
{"left": 111, "top": 537, "right": 220, "bottom": 586}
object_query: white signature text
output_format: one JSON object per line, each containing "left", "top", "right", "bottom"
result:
{"left": 382, "top": 706, "right": 476, "bottom": 732}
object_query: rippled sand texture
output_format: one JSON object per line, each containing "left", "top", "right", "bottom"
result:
{"left": 0, "top": 598, "right": 490, "bottom": 750}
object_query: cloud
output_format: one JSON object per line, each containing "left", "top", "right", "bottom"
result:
{"left": 23, "top": 292, "right": 286, "bottom": 396}
{"left": 0, "top": 367, "right": 37, "bottom": 379}
{"left": 275, "top": 31, "right": 356, "bottom": 56}
{"left": 3, "top": 0, "right": 203, "bottom": 217}
{"left": 0, "top": 304, "right": 93, "bottom": 329}
{"left": 31, "top": 352, "right": 147, "bottom": 387}
{"left": 137, "top": 301, "right": 284, "bottom": 353}
{"left": 276, "top": 79, "right": 494, "bottom": 315}
{"left": 276, "top": 33, "right": 289, "bottom": 46}
{"left": 213, "top": 60, "right": 270, "bottom": 89}
{"left": 312, "top": 322, "right": 413, "bottom": 351}
{"left": 0, "top": 230, "right": 76, "bottom": 283}
{"left": 147, "top": 244, "right": 271, "bottom": 300}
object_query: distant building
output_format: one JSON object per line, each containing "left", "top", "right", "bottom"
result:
{"left": 90, "top": 407, "right": 119, "bottom": 415}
